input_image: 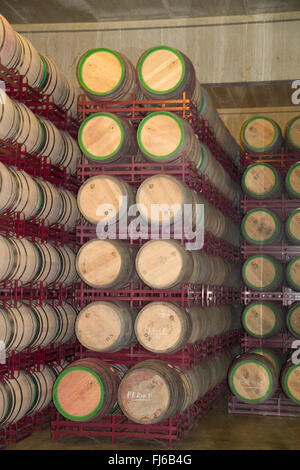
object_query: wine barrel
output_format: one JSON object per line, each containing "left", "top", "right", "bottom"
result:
{"left": 76, "top": 239, "right": 136, "bottom": 288}
{"left": 75, "top": 300, "right": 136, "bottom": 353}
{"left": 29, "top": 302, "right": 59, "bottom": 349}
{"left": 135, "top": 239, "right": 194, "bottom": 289}
{"left": 52, "top": 302, "right": 77, "bottom": 345}
{"left": 77, "top": 48, "right": 140, "bottom": 102}
{"left": 27, "top": 366, "right": 56, "bottom": 415}
{"left": 242, "top": 208, "right": 283, "bottom": 245}
{"left": 8, "top": 237, "right": 41, "bottom": 284}
{"left": 137, "top": 112, "right": 240, "bottom": 205}
{"left": 228, "top": 353, "right": 278, "bottom": 403}
{"left": 135, "top": 302, "right": 192, "bottom": 354}
{"left": 178, "top": 368, "right": 197, "bottom": 411}
{"left": 56, "top": 188, "right": 79, "bottom": 230}
{"left": 0, "top": 371, "right": 35, "bottom": 425}
{"left": 53, "top": 358, "right": 126, "bottom": 421}
{"left": 55, "top": 245, "right": 78, "bottom": 287}
{"left": 241, "top": 301, "right": 284, "bottom": 338}
{"left": 34, "top": 242, "right": 61, "bottom": 286}
{"left": 118, "top": 359, "right": 184, "bottom": 424}
{"left": 285, "top": 116, "right": 300, "bottom": 152}
{"left": 38, "top": 117, "right": 65, "bottom": 166}
{"left": 0, "top": 162, "right": 17, "bottom": 213}
{"left": 191, "top": 251, "right": 241, "bottom": 288}
{"left": 287, "top": 256, "right": 300, "bottom": 291}
{"left": 136, "top": 46, "right": 195, "bottom": 100}
{"left": 0, "top": 304, "right": 38, "bottom": 352}
{"left": 136, "top": 174, "right": 194, "bottom": 226}
{"left": 77, "top": 175, "right": 135, "bottom": 225}
{"left": 281, "top": 359, "right": 300, "bottom": 404}
{"left": 0, "top": 14, "right": 21, "bottom": 68}
{"left": 0, "top": 235, "right": 15, "bottom": 281}
{"left": 15, "top": 33, "right": 44, "bottom": 89}
{"left": 242, "top": 254, "right": 283, "bottom": 291}
{"left": 59, "top": 131, "right": 80, "bottom": 175}
{"left": 78, "top": 112, "right": 138, "bottom": 163}
{"left": 249, "top": 348, "right": 284, "bottom": 374}
{"left": 35, "top": 179, "right": 62, "bottom": 226}
{"left": 285, "top": 163, "right": 300, "bottom": 198}
{"left": 285, "top": 209, "right": 300, "bottom": 245}
{"left": 9, "top": 167, "right": 42, "bottom": 220}
{"left": 60, "top": 75, "right": 79, "bottom": 117}
{"left": 242, "top": 163, "right": 282, "bottom": 199}
{"left": 287, "top": 302, "right": 300, "bottom": 338}
{"left": 241, "top": 117, "right": 283, "bottom": 154}
{"left": 13, "top": 101, "right": 44, "bottom": 154}
{"left": 39, "top": 55, "right": 69, "bottom": 108}
{"left": 51, "top": 360, "right": 69, "bottom": 378}
{"left": 0, "top": 92, "right": 20, "bottom": 141}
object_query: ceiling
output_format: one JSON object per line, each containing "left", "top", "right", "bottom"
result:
{"left": 2, "top": 0, "right": 300, "bottom": 24}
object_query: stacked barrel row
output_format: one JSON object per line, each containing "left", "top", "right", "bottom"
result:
{"left": 52, "top": 47, "right": 242, "bottom": 433}
{"left": 76, "top": 46, "right": 241, "bottom": 166}
{"left": 0, "top": 92, "right": 81, "bottom": 174}
{"left": 228, "top": 116, "right": 300, "bottom": 410}
{"left": 0, "top": 14, "right": 79, "bottom": 117}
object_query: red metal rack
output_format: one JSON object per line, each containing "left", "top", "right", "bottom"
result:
{"left": 228, "top": 392, "right": 300, "bottom": 417}
{"left": 241, "top": 286, "right": 300, "bottom": 306}
{"left": 241, "top": 194, "right": 300, "bottom": 219}
{"left": 74, "top": 329, "right": 241, "bottom": 371}
{"left": 51, "top": 380, "right": 228, "bottom": 449}
{"left": 241, "top": 149, "right": 300, "bottom": 173}
{"left": 0, "top": 61, "right": 79, "bottom": 138}
{"left": 241, "top": 240, "right": 300, "bottom": 263}
{"left": 75, "top": 281, "right": 241, "bottom": 310}
{"left": 0, "top": 340, "right": 77, "bottom": 380}
{"left": 241, "top": 331, "right": 298, "bottom": 353}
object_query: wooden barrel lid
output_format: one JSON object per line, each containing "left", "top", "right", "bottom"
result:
{"left": 287, "top": 303, "right": 300, "bottom": 337}
{"left": 242, "top": 302, "right": 277, "bottom": 337}
{"left": 286, "top": 163, "right": 300, "bottom": 197}
{"left": 242, "top": 117, "right": 278, "bottom": 151}
{"left": 118, "top": 367, "right": 170, "bottom": 423}
{"left": 286, "top": 117, "right": 300, "bottom": 149}
{"left": 137, "top": 112, "right": 183, "bottom": 158}
{"left": 78, "top": 113, "right": 123, "bottom": 160}
{"left": 242, "top": 255, "right": 278, "bottom": 290}
{"left": 249, "top": 348, "right": 282, "bottom": 373}
{"left": 135, "top": 302, "right": 184, "bottom": 352}
{"left": 242, "top": 163, "right": 278, "bottom": 198}
{"left": 136, "top": 175, "right": 184, "bottom": 223}
{"left": 287, "top": 257, "right": 300, "bottom": 290}
{"left": 78, "top": 49, "right": 124, "bottom": 95}
{"left": 77, "top": 175, "right": 124, "bottom": 224}
{"left": 286, "top": 210, "right": 300, "bottom": 243}
{"left": 53, "top": 367, "right": 104, "bottom": 420}
{"left": 75, "top": 302, "right": 123, "bottom": 352}
{"left": 138, "top": 47, "right": 184, "bottom": 93}
{"left": 242, "top": 209, "right": 278, "bottom": 243}
{"left": 229, "top": 356, "right": 274, "bottom": 402}
{"left": 283, "top": 364, "right": 300, "bottom": 403}
{"left": 76, "top": 239, "right": 122, "bottom": 288}
{"left": 136, "top": 240, "right": 184, "bottom": 288}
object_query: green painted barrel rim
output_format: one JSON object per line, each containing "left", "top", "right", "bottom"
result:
{"left": 78, "top": 112, "right": 124, "bottom": 160}
{"left": 229, "top": 359, "right": 273, "bottom": 403}
{"left": 137, "top": 46, "right": 185, "bottom": 95}
{"left": 286, "top": 163, "right": 300, "bottom": 197}
{"left": 286, "top": 116, "right": 300, "bottom": 150}
{"left": 198, "top": 91, "right": 205, "bottom": 115}
{"left": 242, "top": 302, "right": 278, "bottom": 338}
{"left": 242, "top": 116, "right": 279, "bottom": 152}
{"left": 77, "top": 48, "right": 125, "bottom": 96}
{"left": 137, "top": 111, "right": 184, "bottom": 159}
{"left": 287, "top": 256, "right": 300, "bottom": 291}
{"left": 38, "top": 54, "right": 48, "bottom": 89}
{"left": 283, "top": 364, "right": 300, "bottom": 404}
{"left": 52, "top": 366, "right": 105, "bottom": 421}
{"left": 242, "top": 255, "right": 279, "bottom": 290}
{"left": 285, "top": 209, "right": 300, "bottom": 243}
{"left": 287, "top": 303, "right": 300, "bottom": 338}
{"left": 242, "top": 208, "right": 279, "bottom": 244}
{"left": 250, "top": 348, "right": 281, "bottom": 373}
{"left": 27, "top": 374, "right": 38, "bottom": 412}
{"left": 242, "top": 163, "right": 279, "bottom": 198}
{"left": 197, "top": 145, "right": 205, "bottom": 171}
{"left": 35, "top": 181, "right": 45, "bottom": 215}
{"left": 36, "top": 119, "right": 46, "bottom": 154}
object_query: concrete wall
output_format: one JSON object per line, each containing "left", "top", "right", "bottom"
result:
{"left": 13, "top": 11, "right": 300, "bottom": 86}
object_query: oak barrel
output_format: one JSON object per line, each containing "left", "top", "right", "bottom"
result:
{"left": 286, "top": 209, "right": 300, "bottom": 245}
{"left": 242, "top": 163, "right": 282, "bottom": 199}
{"left": 287, "top": 256, "right": 300, "bottom": 291}
{"left": 285, "top": 116, "right": 300, "bottom": 152}
{"left": 0, "top": 371, "right": 35, "bottom": 425}
{"left": 241, "top": 301, "right": 284, "bottom": 338}
{"left": 241, "top": 117, "right": 283, "bottom": 154}
{"left": 287, "top": 302, "right": 300, "bottom": 338}
{"left": 242, "top": 254, "right": 283, "bottom": 291}
{"left": 0, "top": 14, "right": 21, "bottom": 68}
{"left": 0, "top": 303, "right": 38, "bottom": 352}
{"left": 281, "top": 359, "right": 300, "bottom": 404}
{"left": 242, "top": 208, "right": 283, "bottom": 245}
{"left": 285, "top": 163, "right": 300, "bottom": 198}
